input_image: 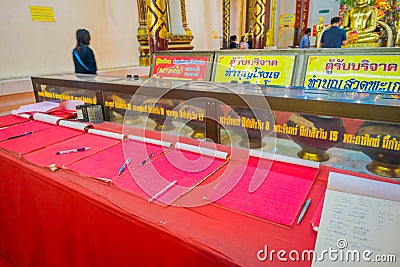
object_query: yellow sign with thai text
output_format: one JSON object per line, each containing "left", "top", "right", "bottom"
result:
{"left": 29, "top": 6, "right": 55, "bottom": 22}
{"left": 305, "top": 55, "right": 400, "bottom": 92}
{"left": 215, "top": 55, "right": 296, "bottom": 86}
{"left": 280, "top": 14, "right": 296, "bottom": 28}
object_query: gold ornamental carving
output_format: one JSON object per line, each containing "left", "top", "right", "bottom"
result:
{"left": 146, "top": 0, "right": 168, "bottom": 41}
{"left": 136, "top": 0, "right": 194, "bottom": 65}
{"left": 253, "top": 0, "right": 267, "bottom": 49}
{"left": 137, "top": 0, "right": 150, "bottom": 66}
{"left": 266, "top": 0, "right": 276, "bottom": 47}
{"left": 223, "top": 0, "right": 230, "bottom": 49}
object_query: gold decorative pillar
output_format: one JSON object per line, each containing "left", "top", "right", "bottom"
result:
{"left": 137, "top": 0, "right": 150, "bottom": 66}
{"left": 146, "top": 0, "right": 169, "bottom": 53}
{"left": 240, "top": 0, "right": 245, "bottom": 38}
{"left": 252, "top": 0, "right": 268, "bottom": 49}
{"left": 266, "top": 0, "right": 276, "bottom": 47}
{"left": 246, "top": 0, "right": 255, "bottom": 48}
{"left": 246, "top": 0, "right": 255, "bottom": 31}
{"left": 222, "top": 0, "right": 230, "bottom": 49}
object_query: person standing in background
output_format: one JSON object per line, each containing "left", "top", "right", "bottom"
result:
{"left": 299, "top": 28, "right": 311, "bottom": 48}
{"left": 229, "top": 35, "right": 239, "bottom": 49}
{"left": 239, "top": 36, "right": 249, "bottom": 49}
{"left": 320, "top": 17, "right": 347, "bottom": 48}
{"left": 73, "top": 29, "right": 97, "bottom": 74}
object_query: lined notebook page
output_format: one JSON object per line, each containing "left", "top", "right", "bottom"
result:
{"left": 67, "top": 140, "right": 169, "bottom": 180}
{"left": 129, "top": 148, "right": 227, "bottom": 205}
{"left": 312, "top": 173, "right": 400, "bottom": 266}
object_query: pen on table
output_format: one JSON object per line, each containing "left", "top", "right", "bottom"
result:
{"left": 297, "top": 198, "right": 312, "bottom": 224}
{"left": 118, "top": 158, "right": 131, "bottom": 175}
{"left": 148, "top": 180, "right": 177, "bottom": 202}
{"left": 56, "top": 147, "right": 90, "bottom": 155}
{"left": 7, "top": 131, "right": 32, "bottom": 140}
{"left": 140, "top": 152, "right": 155, "bottom": 166}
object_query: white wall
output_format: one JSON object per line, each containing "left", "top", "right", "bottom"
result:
{"left": 308, "top": 0, "right": 340, "bottom": 46}
{"left": 186, "top": 0, "right": 223, "bottom": 50}
{"left": 0, "top": 0, "right": 139, "bottom": 80}
{"left": 168, "top": 0, "right": 185, "bottom": 35}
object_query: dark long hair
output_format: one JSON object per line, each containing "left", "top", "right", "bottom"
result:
{"left": 76, "top": 29, "right": 91, "bottom": 49}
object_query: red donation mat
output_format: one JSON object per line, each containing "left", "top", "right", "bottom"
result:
{"left": 23, "top": 134, "right": 121, "bottom": 167}
{"left": 208, "top": 157, "right": 319, "bottom": 227}
{"left": 0, "top": 120, "right": 54, "bottom": 141}
{"left": 67, "top": 139, "right": 170, "bottom": 180}
{"left": 0, "top": 126, "right": 84, "bottom": 155}
{"left": 0, "top": 114, "right": 29, "bottom": 127}
{"left": 116, "top": 149, "right": 227, "bottom": 204}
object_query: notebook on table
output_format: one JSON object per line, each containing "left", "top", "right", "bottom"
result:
{"left": 67, "top": 135, "right": 172, "bottom": 181}
{"left": 206, "top": 151, "right": 320, "bottom": 227}
{"left": 119, "top": 142, "right": 229, "bottom": 205}
{"left": 312, "top": 172, "right": 400, "bottom": 266}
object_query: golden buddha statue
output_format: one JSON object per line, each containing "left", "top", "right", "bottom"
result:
{"left": 396, "top": 15, "right": 400, "bottom": 46}
{"left": 316, "top": 17, "right": 325, "bottom": 47}
{"left": 342, "top": 0, "right": 380, "bottom": 44}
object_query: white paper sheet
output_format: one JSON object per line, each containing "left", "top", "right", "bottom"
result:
{"left": 312, "top": 173, "right": 400, "bottom": 266}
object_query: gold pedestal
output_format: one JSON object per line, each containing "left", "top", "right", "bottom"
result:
{"left": 239, "top": 139, "right": 264, "bottom": 150}
{"left": 139, "top": 55, "right": 150, "bottom": 67}
{"left": 366, "top": 161, "right": 400, "bottom": 178}
{"left": 287, "top": 114, "right": 346, "bottom": 163}
{"left": 124, "top": 114, "right": 142, "bottom": 125}
{"left": 297, "top": 150, "right": 329, "bottom": 162}
{"left": 343, "top": 42, "right": 380, "bottom": 48}
{"left": 191, "top": 131, "right": 205, "bottom": 140}
{"left": 356, "top": 122, "right": 400, "bottom": 178}
{"left": 154, "top": 123, "right": 175, "bottom": 132}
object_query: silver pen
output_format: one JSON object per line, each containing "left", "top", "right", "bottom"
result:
{"left": 297, "top": 198, "right": 311, "bottom": 224}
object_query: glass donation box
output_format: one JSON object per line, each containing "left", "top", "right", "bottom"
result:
{"left": 31, "top": 74, "right": 400, "bottom": 179}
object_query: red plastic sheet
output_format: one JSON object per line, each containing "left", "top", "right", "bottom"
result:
{"left": 0, "top": 126, "right": 84, "bottom": 154}
{"left": 0, "top": 114, "right": 29, "bottom": 127}
{"left": 67, "top": 140, "right": 170, "bottom": 180}
{"left": 114, "top": 173, "right": 149, "bottom": 199}
{"left": 118, "top": 149, "right": 227, "bottom": 204}
{"left": 311, "top": 193, "right": 325, "bottom": 231}
{"left": 23, "top": 134, "right": 121, "bottom": 167}
{"left": 208, "top": 157, "right": 318, "bottom": 226}
{"left": 0, "top": 120, "right": 54, "bottom": 141}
